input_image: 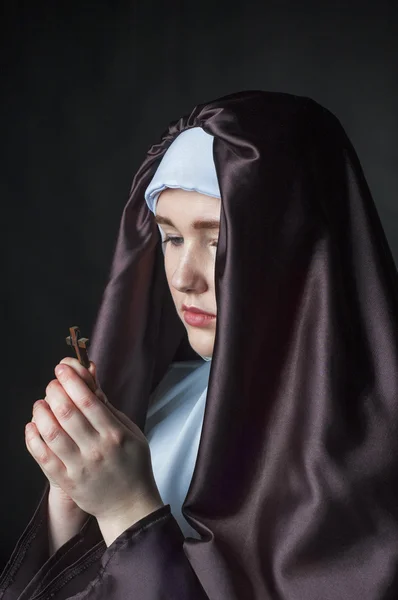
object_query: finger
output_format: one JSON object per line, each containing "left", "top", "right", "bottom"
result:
{"left": 59, "top": 358, "right": 106, "bottom": 405}
{"left": 87, "top": 361, "right": 109, "bottom": 404}
{"left": 44, "top": 380, "right": 100, "bottom": 451}
{"left": 82, "top": 363, "right": 140, "bottom": 434}
{"left": 25, "top": 421, "right": 68, "bottom": 480}
{"left": 59, "top": 357, "right": 96, "bottom": 393}
{"left": 57, "top": 361, "right": 130, "bottom": 428}
{"left": 32, "top": 397, "right": 81, "bottom": 462}
{"left": 54, "top": 364, "right": 119, "bottom": 435}
{"left": 88, "top": 361, "right": 99, "bottom": 388}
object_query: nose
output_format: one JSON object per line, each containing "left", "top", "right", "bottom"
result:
{"left": 171, "top": 251, "right": 207, "bottom": 294}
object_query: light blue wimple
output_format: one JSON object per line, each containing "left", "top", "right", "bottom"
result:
{"left": 144, "top": 127, "right": 221, "bottom": 215}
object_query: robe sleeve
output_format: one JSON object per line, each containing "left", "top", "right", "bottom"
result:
{"left": 0, "top": 484, "right": 105, "bottom": 600}
{"left": 67, "top": 504, "right": 210, "bottom": 600}
{"left": 0, "top": 486, "right": 50, "bottom": 599}
{"left": 0, "top": 488, "right": 210, "bottom": 600}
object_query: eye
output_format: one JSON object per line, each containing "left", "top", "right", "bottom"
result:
{"left": 163, "top": 235, "right": 184, "bottom": 247}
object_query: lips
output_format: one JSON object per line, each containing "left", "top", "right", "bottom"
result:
{"left": 182, "top": 304, "right": 216, "bottom": 317}
{"left": 182, "top": 304, "right": 216, "bottom": 328}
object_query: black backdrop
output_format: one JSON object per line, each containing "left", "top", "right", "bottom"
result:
{"left": 1, "top": 0, "right": 397, "bottom": 568}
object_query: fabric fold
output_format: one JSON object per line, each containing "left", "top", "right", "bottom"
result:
{"left": 2, "top": 90, "right": 398, "bottom": 599}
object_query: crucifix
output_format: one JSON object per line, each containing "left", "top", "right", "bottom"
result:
{"left": 65, "top": 326, "right": 90, "bottom": 369}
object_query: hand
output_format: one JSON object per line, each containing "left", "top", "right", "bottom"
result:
{"left": 29, "top": 361, "right": 95, "bottom": 502}
{"left": 25, "top": 357, "right": 164, "bottom": 544}
{"left": 29, "top": 362, "right": 93, "bottom": 553}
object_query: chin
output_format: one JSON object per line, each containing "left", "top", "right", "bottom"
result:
{"left": 187, "top": 330, "right": 215, "bottom": 359}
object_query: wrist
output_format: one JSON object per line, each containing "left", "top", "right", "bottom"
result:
{"left": 96, "top": 495, "right": 165, "bottom": 547}
{"left": 48, "top": 487, "right": 88, "bottom": 555}
{"left": 48, "top": 486, "right": 86, "bottom": 516}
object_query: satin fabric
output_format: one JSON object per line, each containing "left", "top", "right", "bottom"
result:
{"left": 2, "top": 91, "right": 397, "bottom": 600}
{"left": 87, "top": 90, "right": 398, "bottom": 598}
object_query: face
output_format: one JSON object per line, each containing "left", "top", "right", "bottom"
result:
{"left": 155, "top": 188, "right": 220, "bottom": 358}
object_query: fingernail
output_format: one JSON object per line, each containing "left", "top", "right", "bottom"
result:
{"left": 33, "top": 400, "right": 42, "bottom": 410}
{"left": 60, "top": 357, "right": 71, "bottom": 365}
{"left": 55, "top": 365, "right": 65, "bottom": 377}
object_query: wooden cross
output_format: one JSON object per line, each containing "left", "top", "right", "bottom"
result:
{"left": 66, "top": 326, "right": 90, "bottom": 368}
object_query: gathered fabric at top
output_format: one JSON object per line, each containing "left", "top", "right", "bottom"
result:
{"left": 83, "top": 90, "right": 398, "bottom": 598}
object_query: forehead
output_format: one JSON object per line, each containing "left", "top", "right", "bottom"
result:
{"left": 156, "top": 189, "right": 221, "bottom": 220}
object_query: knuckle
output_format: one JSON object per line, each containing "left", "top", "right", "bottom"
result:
{"left": 87, "top": 446, "right": 104, "bottom": 464}
{"left": 78, "top": 394, "right": 95, "bottom": 410}
{"left": 38, "top": 449, "right": 51, "bottom": 465}
{"left": 104, "top": 427, "right": 124, "bottom": 448}
{"left": 54, "top": 402, "right": 74, "bottom": 421}
{"left": 43, "top": 426, "right": 61, "bottom": 443}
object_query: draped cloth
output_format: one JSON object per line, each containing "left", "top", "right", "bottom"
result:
{"left": 1, "top": 90, "right": 398, "bottom": 599}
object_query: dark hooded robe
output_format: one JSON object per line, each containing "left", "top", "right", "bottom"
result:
{"left": 1, "top": 90, "right": 398, "bottom": 600}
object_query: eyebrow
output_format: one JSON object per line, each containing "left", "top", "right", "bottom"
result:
{"left": 155, "top": 215, "right": 220, "bottom": 231}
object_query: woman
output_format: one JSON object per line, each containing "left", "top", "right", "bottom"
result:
{"left": 1, "top": 90, "right": 398, "bottom": 599}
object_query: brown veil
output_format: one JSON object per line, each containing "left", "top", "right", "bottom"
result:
{"left": 88, "top": 91, "right": 398, "bottom": 598}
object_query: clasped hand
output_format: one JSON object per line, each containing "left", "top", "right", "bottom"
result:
{"left": 25, "top": 357, "right": 163, "bottom": 527}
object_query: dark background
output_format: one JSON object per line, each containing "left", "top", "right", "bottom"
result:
{"left": 1, "top": 0, "right": 397, "bottom": 568}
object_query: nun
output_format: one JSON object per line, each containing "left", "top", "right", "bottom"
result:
{"left": 2, "top": 90, "right": 398, "bottom": 600}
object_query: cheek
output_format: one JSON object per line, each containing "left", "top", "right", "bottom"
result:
{"left": 163, "top": 254, "right": 174, "bottom": 286}
{"left": 164, "top": 256, "right": 180, "bottom": 300}
{"left": 167, "top": 276, "right": 182, "bottom": 315}
{"left": 204, "top": 254, "right": 217, "bottom": 288}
